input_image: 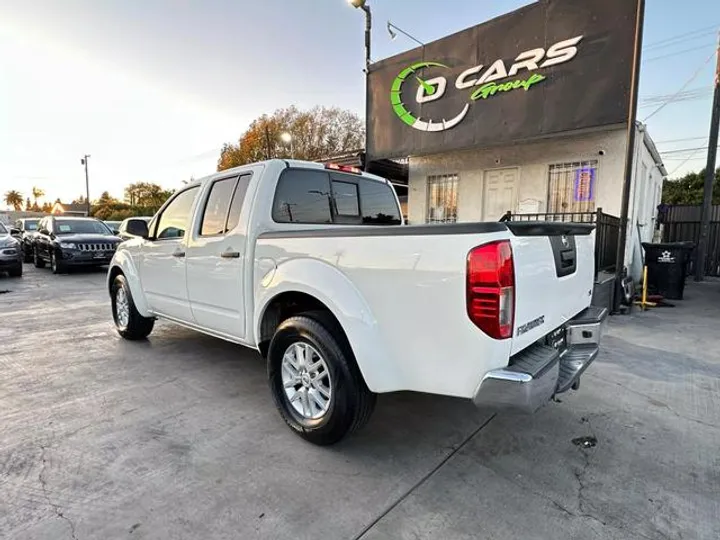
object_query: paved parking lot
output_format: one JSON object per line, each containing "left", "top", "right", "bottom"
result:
{"left": 1, "top": 265, "right": 719, "bottom": 539}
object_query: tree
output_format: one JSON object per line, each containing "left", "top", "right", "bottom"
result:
{"left": 4, "top": 190, "right": 23, "bottom": 211}
{"left": 41, "top": 202, "right": 53, "bottom": 213}
{"left": 31, "top": 186, "right": 45, "bottom": 207}
{"left": 72, "top": 195, "right": 87, "bottom": 205}
{"left": 25, "top": 197, "right": 32, "bottom": 211}
{"left": 662, "top": 168, "right": 720, "bottom": 205}
{"left": 218, "top": 106, "right": 365, "bottom": 171}
{"left": 123, "top": 182, "right": 173, "bottom": 209}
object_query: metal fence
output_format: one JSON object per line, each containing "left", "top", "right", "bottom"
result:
{"left": 661, "top": 204, "right": 720, "bottom": 277}
{"left": 504, "top": 207, "right": 620, "bottom": 275}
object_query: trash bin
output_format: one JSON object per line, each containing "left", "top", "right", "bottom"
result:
{"left": 642, "top": 242, "right": 695, "bottom": 300}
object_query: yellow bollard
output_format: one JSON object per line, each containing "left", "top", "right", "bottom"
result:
{"left": 642, "top": 265, "right": 648, "bottom": 310}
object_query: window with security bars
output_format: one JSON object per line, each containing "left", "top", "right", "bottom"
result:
{"left": 426, "top": 174, "right": 459, "bottom": 223}
{"left": 547, "top": 161, "right": 598, "bottom": 214}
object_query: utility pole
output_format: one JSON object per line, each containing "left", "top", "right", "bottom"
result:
{"left": 81, "top": 155, "right": 91, "bottom": 216}
{"left": 614, "top": 0, "right": 645, "bottom": 295}
{"left": 694, "top": 32, "right": 720, "bottom": 281}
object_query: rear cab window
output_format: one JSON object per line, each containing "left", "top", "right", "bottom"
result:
{"left": 272, "top": 168, "right": 401, "bottom": 225}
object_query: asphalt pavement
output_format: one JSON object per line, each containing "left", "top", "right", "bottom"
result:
{"left": 1, "top": 265, "right": 718, "bottom": 539}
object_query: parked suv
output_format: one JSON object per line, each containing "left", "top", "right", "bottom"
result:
{"left": 0, "top": 222, "right": 23, "bottom": 277}
{"left": 14, "top": 218, "right": 40, "bottom": 262}
{"left": 33, "top": 216, "right": 121, "bottom": 274}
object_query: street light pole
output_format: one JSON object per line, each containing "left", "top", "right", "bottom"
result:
{"left": 348, "top": 0, "right": 372, "bottom": 171}
{"left": 81, "top": 154, "right": 91, "bottom": 216}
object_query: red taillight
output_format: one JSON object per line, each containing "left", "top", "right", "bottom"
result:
{"left": 466, "top": 240, "right": 515, "bottom": 339}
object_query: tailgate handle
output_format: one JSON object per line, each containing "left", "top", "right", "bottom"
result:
{"left": 561, "top": 251, "right": 575, "bottom": 265}
{"left": 221, "top": 251, "right": 240, "bottom": 258}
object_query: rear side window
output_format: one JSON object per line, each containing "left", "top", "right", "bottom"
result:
{"left": 273, "top": 169, "right": 332, "bottom": 224}
{"left": 332, "top": 181, "right": 360, "bottom": 216}
{"left": 226, "top": 174, "right": 251, "bottom": 232}
{"left": 200, "top": 177, "right": 237, "bottom": 236}
{"left": 359, "top": 179, "right": 402, "bottom": 225}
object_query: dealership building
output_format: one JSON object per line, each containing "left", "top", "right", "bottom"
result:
{"left": 363, "top": 0, "right": 665, "bottom": 285}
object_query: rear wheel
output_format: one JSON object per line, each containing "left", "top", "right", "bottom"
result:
{"left": 268, "top": 313, "right": 375, "bottom": 445}
{"left": 33, "top": 247, "right": 45, "bottom": 268}
{"left": 111, "top": 274, "right": 155, "bottom": 340}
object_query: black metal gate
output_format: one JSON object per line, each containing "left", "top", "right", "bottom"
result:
{"left": 661, "top": 205, "right": 720, "bottom": 277}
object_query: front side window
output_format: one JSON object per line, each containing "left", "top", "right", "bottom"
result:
{"left": 547, "top": 161, "right": 597, "bottom": 214}
{"left": 156, "top": 187, "right": 199, "bottom": 239}
{"left": 426, "top": 174, "right": 459, "bottom": 224}
{"left": 200, "top": 177, "right": 237, "bottom": 236}
{"left": 273, "top": 169, "right": 332, "bottom": 224}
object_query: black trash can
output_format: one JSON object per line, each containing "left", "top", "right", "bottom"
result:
{"left": 642, "top": 242, "right": 695, "bottom": 300}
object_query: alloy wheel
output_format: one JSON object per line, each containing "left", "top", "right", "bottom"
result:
{"left": 281, "top": 342, "right": 332, "bottom": 419}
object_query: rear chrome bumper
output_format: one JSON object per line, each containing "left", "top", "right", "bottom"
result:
{"left": 473, "top": 306, "right": 608, "bottom": 413}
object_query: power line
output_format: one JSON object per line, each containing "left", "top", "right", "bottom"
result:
{"left": 667, "top": 148, "right": 704, "bottom": 176}
{"left": 644, "top": 25, "right": 719, "bottom": 50}
{"left": 642, "top": 51, "right": 716, "bottom": 122}
{"left": 660, "top": 145, "right": 720, "bottom": 155}
{"left": 655, "top": 136, "right": 709, "bottom": 144}
{"left": 643, "top": 43, "right": 716, "bottom": 63}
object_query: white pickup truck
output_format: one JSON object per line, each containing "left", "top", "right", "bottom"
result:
{"left": 108, "top": 159, "right": 607, "bottom": 445}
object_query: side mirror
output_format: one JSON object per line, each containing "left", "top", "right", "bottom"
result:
{"left": 9, "top": 228, "right": 21, "bottom": 237}
{"left": 126, "top": 219, "right": 149, "bottom": 239}
{"left": 112, "top": 229, "right": 120, "bottom": 235}
{"left": 40, "top": 229, "right": 50, "bottom": 235}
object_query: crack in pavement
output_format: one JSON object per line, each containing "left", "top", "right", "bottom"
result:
{"left": 573, "top": 416, "right": 607, "bottom": 529}
{"left": 351, "top": 414, "right": 497, "bottom": 540}
{"left": 39, "top": 444, "right": 79, "bottom": 540}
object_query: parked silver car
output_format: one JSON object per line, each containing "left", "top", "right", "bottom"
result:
{"left": 0, "top": 222, "right": 23, "bottom": 277}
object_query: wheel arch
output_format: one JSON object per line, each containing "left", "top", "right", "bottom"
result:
{"left": 254, "top": 260, "right": 401, "bottom": 393}
{"left": 107, "top": 251, "right": 151, "bottom": 317}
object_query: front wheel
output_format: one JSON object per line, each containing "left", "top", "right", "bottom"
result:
{"left": 50, "top": 251, "right": 66, "bottom": 274}
{"left": 268, "top": 313, "right": 375, "bottom": 445}
{"left": 8, "top": 264, "right": 22, "bottom": 277}
{"left": 111, "top": 274, "right": 155, "bottom": 340}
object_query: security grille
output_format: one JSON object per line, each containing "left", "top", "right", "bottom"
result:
{"left": 426, "top": 174, "right": 459, "bottom": 224}
{"left": 78, "top": 243, "right": 114, "bottom": 252}
{"left": 547, "top": 161, "right": 598, "bottom": 214}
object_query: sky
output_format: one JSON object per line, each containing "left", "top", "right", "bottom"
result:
{"left": 0, "top": 0, "right": 719, "bottom": 208}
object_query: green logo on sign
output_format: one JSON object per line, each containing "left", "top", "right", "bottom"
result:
{"left": 389, "top": 36, "right": 583, "bottom": 132}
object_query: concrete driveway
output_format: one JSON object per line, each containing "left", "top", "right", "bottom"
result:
{"left": 1, "top": 266, "right": 718, "bottom": 539}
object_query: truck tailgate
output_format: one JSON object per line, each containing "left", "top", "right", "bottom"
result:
{"left": 507, "top": 222, "right": 596, "bottom": 355}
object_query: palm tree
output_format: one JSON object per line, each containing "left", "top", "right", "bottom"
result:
{"left": 31, "top": 186, "right": 45, "bottom": 206}
{"left": 4, "top": 190, "right": 23, "bottom": 211}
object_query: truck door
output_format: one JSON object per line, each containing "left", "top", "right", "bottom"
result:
{"left": 141, "top": 186, "right": 199, "bottom": 322}
{"left": 185, "top": 172, "right": 253, "bottom": 339}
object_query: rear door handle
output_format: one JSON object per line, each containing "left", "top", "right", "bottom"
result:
{"left": 221, "top": 251, "right": 240, "bottom": 258}
{"left": 172, "top": 251, "right": 186, "bottom": 258}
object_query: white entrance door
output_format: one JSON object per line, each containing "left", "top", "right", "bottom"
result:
{"left": 483, "top": 168, "right": 518, "bottom": 221}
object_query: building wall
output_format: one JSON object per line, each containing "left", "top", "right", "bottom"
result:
{"left": 407, "top": 125, "right": 666, "bottom": 282}
{"left": 408, "top": 128, "right": 628, "bottom": 224}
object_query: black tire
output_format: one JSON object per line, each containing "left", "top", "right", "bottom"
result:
{"left": 111, "top": 273, "right": 155, "bottom": 340}
{"left": 268, "top": 312, "right": 376, "bottom": 445}
{"left": 8, "top": 263, "right": 22, "bottom": 277}
{"left": 33, "top": 247, "right": 45, "bottom": 268}
{"left": 50, "top": 250, "right": 66, "bottom": 274}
